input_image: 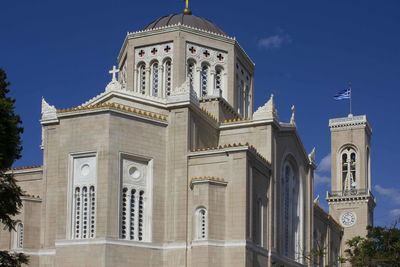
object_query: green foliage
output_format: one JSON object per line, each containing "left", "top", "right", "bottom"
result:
{"left": 344, "top": 224, "right": 400, "bottom": 267}
{"left": 0, "top": 68, "right": 23, "bottom": 170}
{"left": 0, "top": 173, "right": 24, "bottom": 231}
{"left": 0, "top": 68, "right": 28, "bottom": 266}
{"left": 0, "top": 251, "right": 29, "bottom": 267}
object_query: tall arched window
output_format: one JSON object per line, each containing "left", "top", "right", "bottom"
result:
{"left": 16, "top": 222, "right": 23, "bottom": 249}
{"left": 187, "top": 60, "right": 195, "bottom": 90}
{"left": 237, "top": 75, "right": 243, "bottom": 115}
{"left": 282, "top": 160, "right": 302, "bottom": 261}
{"left": 200, "top": 64, "right": 209, "bottom": 97}
{"left": 341, "top": 147, "right": 357, "bottom": 192}
{"left": 367, "top": 147, "right": 370, "bottom": 189}
{"left": 255, "top": 198, "right": 263, "bottom": 246}
{"left": 195, "top": 208, "right": 207, "bottom": 240}
{"left": 244, "top": 85, "right": 250, "bottom": 119}
{"left": 215, "top": 67, "right": 223, "bottom": 92}
{"left": 138, "top": 63, "right": 146, "bottom": 94}
{"left": 151, "top": 62, "right": 159, "bottom": 97}
{"left": 164, "top": 59, "right": 172, "bottom": 96}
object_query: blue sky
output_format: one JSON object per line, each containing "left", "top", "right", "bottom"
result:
{"left": 1, "top": 0, "right": 399, "bottom": 226}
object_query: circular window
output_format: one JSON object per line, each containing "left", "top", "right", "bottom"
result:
{"left": 128, "top": 166, "right": 141, "bottom": 179}
{"left": 81, "top": 164, "right": 90, "bottom": 177}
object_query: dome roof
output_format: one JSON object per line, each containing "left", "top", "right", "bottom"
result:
{"left": 144, "top": 13, "right": 226, "bottom": 36}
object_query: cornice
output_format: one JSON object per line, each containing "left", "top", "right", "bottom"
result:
{"left": 57, "top": 102, "right": 168, "bottom": 125}
{"left": 189, "top": 143, "right": 270, "bottom": 167}
{"left": 118, "top": 23, "right": 236, "bottom": 61}
{"left": 190, "top": 176, "right": 228, "bottom": 188}
{"left": 329, "top": 115, "right": 372, "bottom": 133}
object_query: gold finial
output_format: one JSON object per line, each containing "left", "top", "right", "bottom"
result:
{"left": 183, "top": 0, "right": 192, "bottom": 15}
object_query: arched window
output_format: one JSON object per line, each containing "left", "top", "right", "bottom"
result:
{"left": 164, "top": 59, "right": 172, "bottom": 96}
{"left": 367, "top": 147, "right": 370, "bottom": 189}
{"left": 82, "top": 186, "right": 89, "bottom": 239}
{"left": 89, "top": 186, "right": 96, "bottom": 238}
{"left": 237, "top": 75, "right": 243, "bottom": 115}
{"left": 282, "top": 160, "right": 302, "bottom": 261}
{"left": 187, "top": 60, "right": 195, "bottom": 90}
{"left": 151, "top": 62, "right": 159, "bottom": 97}
{"left": 215, "top": 67, "right": 223, "bottom": 92}
{"left": 200, "top": 64, "right": 209, "bottom": 97}
{"left": 255, "top": 198, "right": 263, "bottom": 246}
{"left": 195, "top": 208, "right": 207, "bottom": 240}
{"left": 73, "top": 187, "right": 81, "bottom": 239}
{"left": 341, "top": 147, "right": 357, "bottom": 192}
{"left": 16, "top": 223, "right": 23, "bottom": 249}
{"left": 138, "top": 63, "right": 146, "bottom": 94}
{"left": 244, "top": 85, "right": 250, "bottom": 119}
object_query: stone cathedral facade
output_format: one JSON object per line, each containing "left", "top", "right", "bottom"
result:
{"left": 0, "top": 8, "right": 375, "bottom": 267}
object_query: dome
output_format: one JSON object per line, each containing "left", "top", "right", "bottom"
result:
{"left": 144, "top": 13, "right": 226, "bottom": 36}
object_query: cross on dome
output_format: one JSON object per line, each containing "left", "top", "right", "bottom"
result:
{"left": 109, "top": 66, "right": 119, "bottom": 82}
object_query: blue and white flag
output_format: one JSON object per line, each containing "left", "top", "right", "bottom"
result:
{"left": 334, "top": 88, "right": 351, "bottom": 100}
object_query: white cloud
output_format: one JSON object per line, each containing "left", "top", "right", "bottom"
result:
{"left": 390, "top": 209, "right": 400, "bottom": 218}
{"left": 314, "top": 153, "right": 331, "bottom": 187}
{"left": 257, "top": 34, "right": 291, "bottom": 50}
{"left": 317, "top": 153, "right": 331, "bottom": 172}
{"left": 314, "top": 173, "right": 330, "bottom": 186}
{"left": 374, "top": 185, "right": 400, "bottom": 204}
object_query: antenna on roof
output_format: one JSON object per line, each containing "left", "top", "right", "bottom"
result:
{"left": 183, "top": 0, "right": 192, "bottom": 15}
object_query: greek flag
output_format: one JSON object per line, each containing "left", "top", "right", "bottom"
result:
{"left": 334, "top": 88, "right": 351, "bottom": 100}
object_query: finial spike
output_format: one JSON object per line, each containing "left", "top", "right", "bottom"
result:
{"left": 183, "top": 0, "right": 192, "bottom": 15}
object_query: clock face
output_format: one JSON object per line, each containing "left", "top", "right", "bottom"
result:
{"left": 340, "top": 211, "right": 357, "bottom": 227}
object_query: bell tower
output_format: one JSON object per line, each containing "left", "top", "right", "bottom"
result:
{"left": 326, "top": 115, "right": 376, "bottom": 259}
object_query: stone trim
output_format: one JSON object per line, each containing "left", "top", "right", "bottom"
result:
{"left": 190, "top": 143, "right": 270, "bottom": 166}
{"left": 55, "top": 238, "right": 267, "bottom": 253}
{"left": 10, "top": 165, "right": 43, "bottom": 172}
{"left": 329, "top": 115, "right": 372, "bottom": 133}
{"left": 190, "top": 176, "right": 227, "bottom": 188}
{"left": 13, "top": 249, "right": 55, "bottom": 256}
{"left": 128, "top": 22, "right": 233, "bottom": 41}
{"left": 200, "top": 107, "right": 218, "bottom": 122}
{"left": 21, "top": 195, "right": 42, "bottom": 202}
{"left": 57, "top": 102, "right": 168, "bottom": 123}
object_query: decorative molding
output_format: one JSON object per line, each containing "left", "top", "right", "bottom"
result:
{"left": 290, "top": 105, "right": 296, "bottom": 126}
{"left": 329, "top": 115, "right": 371, "bottom": 132}
{"left": 190, "top": 143, "right": 270, "bottom": 166}
{"left": 253, "top": 94, "right": 278, "bottom": 121}
{"left": 167, "top": 79, "right": 199, "bottom": 107}
{"left": 308, "top": 147, "right": 316, "bottom": 164}
{"left": 186, "top": 42, "right": 227, "bottom": 68}
{"left": 41, "top": 98, "right": 58, "bottom": 124}
{"left": 127, "top": 23, "right": 233, "bottom": 41}
{"left": 135, "top": 42, "right": 173, "bottom": 65}
{"left": 55, "top": 237, "right": 266, "bottom": 254}
{"left": 57, "top": 102, "right": 168, "bottom": 122}
{"left": 190, "top": 176, "right": 228, "bottom": 188}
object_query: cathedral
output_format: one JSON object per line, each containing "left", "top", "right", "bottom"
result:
{"left": 0, "top": 5, "right": 375, "bottom": 267}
